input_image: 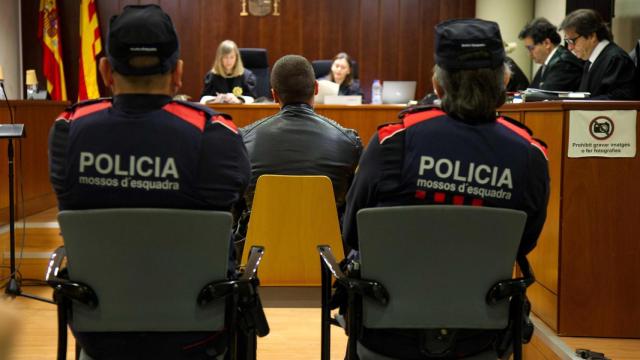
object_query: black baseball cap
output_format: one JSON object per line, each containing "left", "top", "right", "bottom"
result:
{"left": 107, "top": 5, "right": 179, "bottom": 76}
{"left": 435, "top": 19, "right": 505, "bottom": 71}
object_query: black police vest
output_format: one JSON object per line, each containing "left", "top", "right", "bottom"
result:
{"left": 375, "top": 108, "right": 540, "bottom": 210}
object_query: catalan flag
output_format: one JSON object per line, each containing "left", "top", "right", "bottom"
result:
{"left": 78, "top": 0, "right": 102, "bottom": 101}
{"left": 38, "top": 0, "right": 67, "bottom": 101}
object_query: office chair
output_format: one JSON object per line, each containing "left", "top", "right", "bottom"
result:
{"left": 45, "top": 208, "right": 269, "bottom": 360}
{"left": 243, "top": 175, "right": 345, "bottom": 286}
{"left": 318, "top": 205, "right": 534, "bottom": 360}
{"left": 239, "top": 48, "right": 270, "bottom": 99}
{"left": 312, "top": 59, "right": 359, "bottom": 79}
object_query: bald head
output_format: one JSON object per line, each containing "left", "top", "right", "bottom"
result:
{"left": 270, "top": 55, "right": 316, "bottom": 104}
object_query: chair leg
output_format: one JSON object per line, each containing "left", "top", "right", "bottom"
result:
{"left": 55, "top": 296, "right": 68, "bottom": 360}
{"left": 512, "top": 293, "right": 524, "bottom": 360}
{"left": 320, "top": 258, "right": 332, "bottom": 360}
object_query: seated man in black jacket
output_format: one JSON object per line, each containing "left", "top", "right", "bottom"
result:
{"left": 240, "top": 55, "right": 363, "bottom": 223}
{"left": 519, "top": 17, "right": 583, "bottom": 91}
{"left": 560, "top": 8, "right": 637, "bottom": 100}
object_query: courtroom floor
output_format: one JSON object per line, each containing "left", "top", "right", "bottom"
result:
{"left": 2, "top": 208, "right": 640, "bottom": 359}
{"left": 1, "top": 286, "right": 349, "bottom": 360}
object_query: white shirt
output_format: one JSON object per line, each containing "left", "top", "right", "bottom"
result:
{"left": 588, "top": 40, "right": 610, "bottom": 70}
{"left": 544, "top": 46, "right": 559, "bottom": 66}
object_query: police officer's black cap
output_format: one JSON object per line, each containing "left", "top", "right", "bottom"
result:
{"left": 107, "top": 5, "right": 179, "bottom": 76}
{"left": 435, "top": 18, "right": 505, "bottom": 70}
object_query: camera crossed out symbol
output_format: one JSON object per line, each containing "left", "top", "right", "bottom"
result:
{"left": 589, "top": 116, "right": 614, "bottom": 140}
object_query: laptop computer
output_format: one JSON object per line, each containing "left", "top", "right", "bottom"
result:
{"left": 382, "top": 81, "right": 417, "bottom": 104}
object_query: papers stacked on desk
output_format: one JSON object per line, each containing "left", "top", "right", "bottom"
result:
{"left": 522, "top": 88, "right": 590, "bottom": 102}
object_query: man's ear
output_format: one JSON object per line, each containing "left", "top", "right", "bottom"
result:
{"left": 314, "top": 80, "right": 319, "bottom": 95}
{"left": 98, "top": 57, "right": 114, "bottom": 87}
{"left": 271, "top": 88, "right": 281, "bottom": 104}
{"left": 172, "top": 59, "right": 184, "bottom": 91}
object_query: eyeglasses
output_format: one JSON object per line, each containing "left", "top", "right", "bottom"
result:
{"left": 525, "top": 44, "right": 536, "bottom": 52}
{"left": 565, "top": 35, "right": 581, "bottom": 46}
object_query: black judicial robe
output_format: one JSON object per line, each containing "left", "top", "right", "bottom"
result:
{"left": 530, "top": 46, "right": 583, "bottom": 91}
{"left": 579, "top": 42, "right": 637, "bottom": 100}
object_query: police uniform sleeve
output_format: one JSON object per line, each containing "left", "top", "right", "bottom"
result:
{"left": 48, "top": 117, "right": 70, "bottom": 198}
{"left": 519, "top": 143, "right": 550, "bottom": 256}
{"left": 342, "top": 133, "right": 383, "bottom": 252}
{"left": 196, "top": 116, "right": 251, "bottom": 211}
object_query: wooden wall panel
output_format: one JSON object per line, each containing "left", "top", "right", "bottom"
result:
{"left": 21, "top": 0, "right": 476, "bottom": 103}
{"left": 0, "top": 101, "right": 67, "bottom": 226}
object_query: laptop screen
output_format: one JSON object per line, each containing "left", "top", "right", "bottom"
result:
{"left": 382, "top": 81, "right": 417, "bottom": 104}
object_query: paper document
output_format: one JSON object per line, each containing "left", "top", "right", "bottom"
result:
{"left": 524, "top": 88, "right": 590, "bottom": 98}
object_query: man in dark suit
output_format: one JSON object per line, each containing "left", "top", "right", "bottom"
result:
{"left": 560, "top": 9, "right": 637, "bottom": 100}
{"left": 519, "top": 17, "right": 583, "bottom": 91}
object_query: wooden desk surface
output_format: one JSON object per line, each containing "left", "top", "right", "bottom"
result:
{"left": 208, "top": 103, "right": 407, "bottom": 145}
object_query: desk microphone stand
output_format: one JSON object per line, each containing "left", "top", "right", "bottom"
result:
{"left": 1, "top": 84, "right": 52, "bottom": 303}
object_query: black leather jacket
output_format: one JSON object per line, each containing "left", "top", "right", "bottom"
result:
{"left": 241, "top": 103, "right": 363, "bottom": 211}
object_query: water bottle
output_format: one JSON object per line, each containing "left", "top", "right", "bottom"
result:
{"left": 371, "top": 79, "right": 382, "bottom": 104}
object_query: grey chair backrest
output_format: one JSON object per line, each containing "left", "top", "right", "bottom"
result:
{"left": 58, "top": 208, "right": 232, "bottom": 332}
{"left": 356, "top": 205, "right": 526, "bottom": 330}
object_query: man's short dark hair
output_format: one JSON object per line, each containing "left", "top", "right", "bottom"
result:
{"left": 270, "top": 55, "right": 315, "bottom": 104}
{"left": 518, "top": 18, "right": 561, "bottom": 45}
{"left": 560, "top": 9, "right": 612, "bottom": 41}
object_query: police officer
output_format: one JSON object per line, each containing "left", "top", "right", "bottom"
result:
{"left": 341, "top": 18, "right": 550, "bottom": 358}
{"left": 48, "top": 5, "right": 249, "bottom": 359}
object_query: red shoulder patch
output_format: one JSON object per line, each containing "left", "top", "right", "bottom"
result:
{"left": 211, "top": 115, "right": 238, "bottom": 134}
{"left": 71, "top": 101, "right": 112, "bottom": 121}
{"left": 378, "top": 123, "right": 405, "bottom": 144}
{"left": 402, "top": 109, "right": 446, "bottom": 128}
{"left": 55, "top": 111, "right": 72, "bottom": 122}
{"left": 162, "top": 102, "right": 206, "bottom": 132}
{"left": 497, "top": 117, "right": 548, "bottom": 159}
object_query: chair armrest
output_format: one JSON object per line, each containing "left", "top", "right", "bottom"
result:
{"left": 317, "top": 245, "right": 348, "bottom": 280}
{"left": 45, "top": 246, "right": 66, "bottom": 282}
{"left": 199, "top": 245, "right": 267, "bottom": 305}
{"left": 486, "top": 256, "right": 535, "bottom": 305}
{"left": 317, "top": 245, "right": 389, "bottom": 306}
{"left": 240, "top": 245, "right": 264, "bottom": 281}
{"left": 198, "top": 246, "right": 270, "bottom": 337}
{"left": 45, "top": 246, "right": 99, "bottom": 308}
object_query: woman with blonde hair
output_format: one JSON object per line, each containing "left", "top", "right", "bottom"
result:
{"left": 200, "top": 40, "right": 257, "bottom": 103}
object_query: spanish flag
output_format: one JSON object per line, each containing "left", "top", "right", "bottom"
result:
{"left": 38, "top": 0, "right": 67, "bottom": 101}
{"left": 78, "top": 0, "right": 102, "bottom": 101}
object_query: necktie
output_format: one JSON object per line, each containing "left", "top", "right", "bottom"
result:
{"left": 579, "top": 60, "right": 591, "bottom": 92}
